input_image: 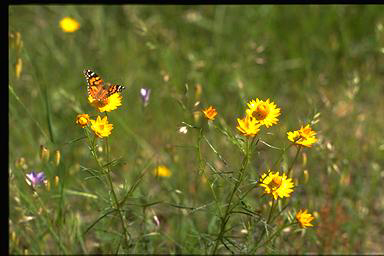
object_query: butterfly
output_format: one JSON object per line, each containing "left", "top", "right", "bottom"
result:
{"left": 83, "top": 69, "right": 125, "bottom": 103}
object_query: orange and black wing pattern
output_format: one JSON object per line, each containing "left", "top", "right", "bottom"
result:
{"left": 83, "top": 69, "right": 125, "bottom": 102}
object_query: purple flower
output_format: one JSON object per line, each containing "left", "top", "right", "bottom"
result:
{"left": 26, "top": 171, "right": 45, "bottom": 187}
{"left": 139, "top": 88, "right": 151, "bottom": 107}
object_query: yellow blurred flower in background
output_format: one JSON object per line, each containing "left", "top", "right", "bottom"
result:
{"left": 88, "top": 93, "right": 123, "bottom": 112}
{"left": 90, "top": 116, "right": 113, "bottom": 138}
{"left": 259, "top": 171, "right": 294, "bottom": 200}
{"left": 59, "top": 17, "right": 80, "bottom": 33}
{"left": 287, "top": 124, "right": 318, "bottom": 147}
{"left": 75, "top": 114, "right": 90, "bottom": 128}
{"left": 15, "top": 58, "right": 22, "bottom": 79}
{"left": 154, "top": 165, "right": 172, "bottom": 177}
{"left": 246, "top": 98, "right": 281, "bottom": 128}
{"left": 296, "top": 209, "right": 314, "bottom": 228}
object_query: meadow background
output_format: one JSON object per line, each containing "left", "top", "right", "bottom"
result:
{"left": 9, "top": 5, "right": 384, "bottom": 254}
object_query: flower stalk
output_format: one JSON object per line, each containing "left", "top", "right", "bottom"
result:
{"left": 287, "top": 145, "right": 301, "bottom": 177}
{"left": 84, "top": 123, "right": 131, "bottom": 249}
{"left": 212, "top": 137, "right": 255, "bottom": 254}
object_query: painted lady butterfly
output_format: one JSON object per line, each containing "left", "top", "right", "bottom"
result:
{"left": 83, "top": 69, "right": 125, "bottom": 103}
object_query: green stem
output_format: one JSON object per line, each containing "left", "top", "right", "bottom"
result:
{"left": 252, "top": 223, "right": 296, "bottom": 253}
{"left": 212, "top": 137, "right": 252, "bottom": 254}
{"left": 267, "top": 199, "right": 276, "bottom": 224}
{"left": 238, "top": 143, "right": 293, "bottom": 202}
{"left": 57, "top": 162, "right": 65, "bottom": 226}
{"left": 104, "top": 136, "right": 131, "bottom": 249}
{"left": 197, "top": 127, "right": 205, "bottom": 175}
{"left": 286, "top": 146, "right": 301, "bottom": 177}
{"left": 21, "top": 191, "right": 68, "bottom": 254}
{"left": 255, "top": 198, "right": 277, "bottom": 248}
{"left": 272, "top": 143, "right": 294, "bottom": 170}
{"left": 84, "top": 127, "right": 130, "bottom": 249}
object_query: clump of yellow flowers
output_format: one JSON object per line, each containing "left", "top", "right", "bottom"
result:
{"left": 236, "top": 98, "right": 280, "bottom": 137}
{"left": 235, "top": 98, "right": 316, "bottom": 229}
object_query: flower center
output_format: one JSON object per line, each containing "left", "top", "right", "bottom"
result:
{"left": 270, "top": 176, "right": 282, "bottom": 191}
{"left": 299, "top": 128, "right": 312, "bottom": 138}
{"left": 244, "top": 119, "right": 250, "bottom": 129}
{"left": 252, "top": 103, "right": 269, "bottom": 120}
{"left": 99, "top": 124, "right": 105, "bottom": 130}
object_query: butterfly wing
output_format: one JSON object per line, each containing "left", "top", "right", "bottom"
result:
{"left": 83, "top": 69, "right": 125, "bottom": 102}
{"left": 105, "top": 84, "right": 125, "bottom": 98}
{"left": 83, "top": 69, "right": 104, "bottom": 99}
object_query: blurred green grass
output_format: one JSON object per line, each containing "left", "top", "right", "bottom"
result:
{"left": 9, "top": 5, "right": 384, "bottom": 254}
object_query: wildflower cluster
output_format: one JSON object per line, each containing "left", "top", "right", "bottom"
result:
{"left": 198, "top": 97, "right": 317, "bottom": 254}
{"left": 74, "top": 69, "right": 133, "bottom": 247}
{"left": 237, "top": 99, "right": 314, "bottom": 225}
{"left": 75, "top": 70, "right": 126, "bottom": 138}
{"left": 237, "top": 98, "right": 280, "bottom": 136}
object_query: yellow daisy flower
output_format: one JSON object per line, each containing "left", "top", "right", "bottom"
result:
{"left": 90, "top": 116, "right": 113, "bottom": 138}
{"left": 296, "top": 209, "right": 314, "bottom": 228}
{"left": 246, "top": 98, "right": 281, "bottom": 128}
{"left": 236, "top": 115, "right": 262, "bottom": 137}
{"left": 75, "top": 114, "right": 90, "bottom": 128}
{"left": 259, "top": 171, "right": 294, "bottom": 200}
{"left": 59, "top": 17, "right": 80, "bottom": 33}
{"left": 287, "top": 124, "right": 318, "bottom": 147}
{"left": 88, "top": 93, "right": 123, "bottom": 112}
{"left": 202, "top": 106, "right": 218, "bottom": 121}
{"left": 154, "top": 165, "right": 172, "bottom": 177}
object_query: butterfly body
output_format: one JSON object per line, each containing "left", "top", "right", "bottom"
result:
{"left": 83, "top": 69, "right": 125, "bottom": 103}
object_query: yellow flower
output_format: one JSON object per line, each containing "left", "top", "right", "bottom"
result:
{"left": 88, "top": 93, "right": 123, "bottom": 112}
{"left": 202, "top": 106, "right": 218, "bottom": 120}
{"left": 259, "top": 171, "right": 294, "bottom": 200}
{"left": 246, "top": 98, "right": 281, "bottom": 128}
{"left": 236, "top": 115, "right": 262, "bottom": 137}
{"left": 75, "top": 114, "right": 90, "bottom": 128}
{"left": 90, "top": 116, "right": 113, "bottom": 138}
{"left": 296, "top": 209, "right": 314, "bottom": 228}
{"left": 59, "top": 17, "right": 80, "bottom": 33}
{"left": 287, "top": 124, "right": 318, "bottom": 147}
{"left": 154, "top": 165, "right": 172, "bottom": 177}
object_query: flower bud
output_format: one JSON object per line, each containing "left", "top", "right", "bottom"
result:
{"left": 302, "top": 152, "right": 307, "bottom": 166}
{"left": 194, "top": 83, "right": 202, "bottom": 101}
{"left": 193, "top": 111, "right": 201, "bottom": 123}
{"left": 54, "top": 150, "right": 61, "bottom": 166}
{"left": 15, "top": 58, "right": 22, "bottom": 79}
{"left": 14, "top": 32, "right": 23, "bottom": 50}
{"left": 15, "top": 157, "right": 28, "bottom": 170}
{"left": 40, "top": 145, "right": 50, "bottom": 162}
{"left": 44, "top": 180, "right": 50, "bottom": 191}
{"left": 54, "top": 176, "right": 59, "bottom": 188}
{"left": 303, "top": 170, "right": 309, "bottom": 184}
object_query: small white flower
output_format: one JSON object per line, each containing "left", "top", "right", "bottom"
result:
{"left": 178, "top": 126, "right": 188, "bottom": 134}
